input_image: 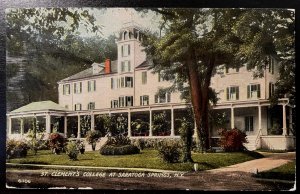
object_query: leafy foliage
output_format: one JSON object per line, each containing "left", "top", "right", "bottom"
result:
{"left": 139, "top": 8, "right": 295, "bottom": 152}
{"left": 218, "top": 128, "right": 247, "bottom": 152}
{"left": 48, "top": 133, "right": 66, "bottom": 154}
{"left": 99, "top": 145, "right": 140, "bottom": 155}
{"left": 6, "top": 139, "right": 29, "bottom": 159}
{"left": 132, "top": 139, "right": 146, "bottom": 150}
{"left": 156, "top": 139, "right": 182, "bottom": 163}
{"left": 131, "top": 119, "right": 149, "bottom": 136}
{"left": 100, "top": 134, "right": 139, "bottom": 155}
{"left": 85, "top": 130, "right": 101, "bottom": 144}
{"left": 178, "top": 117, "right": 194, "bottom": 162}
{"left": 6, "top": 8, "right": 118, "bottom": 111}
{"left": 152, "top": 111, "right": 170, "bottom": 136}
{"left": 66, "top": 141, "right": 79, "bottom": 160}
{"left": 106, "top": 135, "right": 131, "bottom": 146}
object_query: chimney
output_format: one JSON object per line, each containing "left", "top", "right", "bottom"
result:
{"left": 105, "top": 59, "right": 111, "bottom": 74}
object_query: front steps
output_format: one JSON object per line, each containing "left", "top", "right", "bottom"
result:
{"left": 84, "top": 137, "right": 108, "bottom": 151}
{"left": 244, "top": 135, "right": 259, "bottom": 151}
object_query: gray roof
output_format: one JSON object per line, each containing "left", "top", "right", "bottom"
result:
{"left": 59, "top": 59, "right": 152, "bottom": 82}
{"left": 60, "top": 60, "right": 118, "bottom": 82}
{"left": 11, "top": 101, "right": 68, "bottom": 113}
{"left": 135, "top": 60, "right": 151, "bottom": 69}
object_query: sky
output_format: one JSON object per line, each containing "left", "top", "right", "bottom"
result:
{"left": 79, "top": 8, "right": 161, "bottom": 38}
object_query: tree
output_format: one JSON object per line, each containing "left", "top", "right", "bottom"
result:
{"left": 6, "top": 8, "right": 119, "bottom": 111}
{"left": 141, "top": 9, "right": 241, "bottom": 152}
{"left": 139, "top": 8, "right": 295, "bottom": 152}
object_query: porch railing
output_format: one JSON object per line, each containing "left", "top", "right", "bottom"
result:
{"left": 254, "top": 128, "right": 262, "bottom": 149}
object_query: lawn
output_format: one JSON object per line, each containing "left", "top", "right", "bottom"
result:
{"left": 255, "top": 161, "right": 296, "bottom": 181}
{"left": 6, "top": 149, "right": 263, "bottom": 172}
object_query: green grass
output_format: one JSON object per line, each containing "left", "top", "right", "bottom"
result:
{"left": 255, "top": 161, "right": 296, "bottom": 181}
{"left": 6, "top": 149, "right": 263, "bottom": 172}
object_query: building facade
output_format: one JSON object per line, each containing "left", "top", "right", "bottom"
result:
{"left": 7, "top": 22, "right": 295, "bottom": 150}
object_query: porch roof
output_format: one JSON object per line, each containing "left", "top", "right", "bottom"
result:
{"left": 10, "top": 101, "right": 68, "bottom": 113}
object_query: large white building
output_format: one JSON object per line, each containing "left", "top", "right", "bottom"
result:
{"left": 7, "top": 22, "right": 295, "bottom": 150}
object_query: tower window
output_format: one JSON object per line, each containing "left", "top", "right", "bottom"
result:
{"left": 121, "top": 44, "right": 130, "bottom": 57}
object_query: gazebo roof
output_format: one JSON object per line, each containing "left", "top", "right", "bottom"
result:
{"left": 10, "top": 101, "right": 68, "bottom": 113}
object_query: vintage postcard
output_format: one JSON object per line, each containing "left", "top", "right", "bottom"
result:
{"left": 5, "top": 7, "right": 296, "bottom": 191}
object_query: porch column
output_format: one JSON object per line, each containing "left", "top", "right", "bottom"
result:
{"left": 149, "top": 108, "right": 153, "bottom": 136}
{"left": 282, "top": 104, "right": 287, "bottom": 135}
{"left": 171, "top": 106, "right": 175, "bottom": 136}
{"left": 77, "top": 115, "right": 81, "bottom": 138}
{"left": 46, "top": 113, "right": 51, "bottom": 134}
{"left": 289, "top": 107, "right": 293, "bottom": 132}
{"left": 64, "top": 116, "right": 67, "bottom": 137}
{"left": 8, "top": 117, "right": 12, "bottom": 135}
{"left": 231, "top": 106, "right": 235, "bottom": 129}
{"left": 20, "top": 118, "right": 24, "bottom": 136}
{"left": 258, "top": 105, "right": 262, "bottom": 131}
{"left": 128, "top": 109, "right": 131, "bottom": 137}
{"left": 91, "top": 112, "right": 95, "bottom": 131}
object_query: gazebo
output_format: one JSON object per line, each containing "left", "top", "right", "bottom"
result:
{"left": 7, "top": 101, "right": 69, "bottom": 139}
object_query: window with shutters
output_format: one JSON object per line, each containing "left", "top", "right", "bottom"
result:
{"left": 121, "top": 44, "right": 130, "bottom": 57}
{"left": 121, "top": 60, "right": 131, "bottom": 72}
{"left": 247, "top": 84, "right": 261, "bottom": 99}
{"left": 111, "top": 100, "right": 118, "bottom": 108}
{"left": 88, "top": 80, "right": 96, "bottom": 92}
{"left": 154, "top": 92, "right": 171, "bottom": 103}
{"left": 63, "top": 84, "right": 70, "bottom": 95}
{"left": 87, "top": 102, "right": 95, "bottom": 110}
{"left": 226, "top": 86, "right": 239, "bottom": 101}
{"left": 118, "top": 96, "right": 133, "bottom": 107}
{"left": 245, "top": 116, "right": 254, "bottom": 132}
{"left": 269, "top": 82, "right": 275, "bottom": 98}
{"left": 142, "top": 71, "right": 147, "bottom": 84}
{"left": 74, "top": 82, "right": 82, "bottom": 94}
{"left": 74, "top": 103, "right": 82, "bottom": 111}
{"left": 140, "top": 95, "right": 149, "bottom": 106}
{"left": 125, "top": 77, "right": 133, "bottom": 88}
{"left": 126, "top": 96, "right": 133, "bottom": 106}
{"left": 119, "top": 96, "right": 125, "bottom": 107}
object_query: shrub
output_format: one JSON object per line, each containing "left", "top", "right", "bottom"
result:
{"left": 106, "top": 134, "right": 131, "bottom": 146}
{"left": 48, "top": 133, "right": 66, "bottom": 154}
{"left": 86, "top": 130, "right": 101, "bottom": 144}
{"left": 100, "top": 145, "right": 140, "bottom": 155}
{"left": 218, "top": 128, "right": 247, "bottom": 152}
{"left": 66, "top": 141, "right": 79, "bottom": 160}
{"left": 6, "top": 139, "right": 29, "bottom": 159}
{"left": 156, "top": 139, "right": 182, "bottom": 163}
{"left": 132, "top": 138, "right": 145, "bottom": 150}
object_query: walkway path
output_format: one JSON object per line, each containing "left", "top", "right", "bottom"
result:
{"left": 208, "top": 151, "right": 296, "bottom": 173}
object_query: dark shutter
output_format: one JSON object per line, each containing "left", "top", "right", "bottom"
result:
{"left": 257, "top": 84, "right": 261, "bottom": 98}
{"left": 247, "top": 85, "right": 250, "bottom": 98}
{"left": 236, "top": 87, "right": 239, "bottom": 100}
{"left": 226, "top": 87, "right": 229, "bottom": 100}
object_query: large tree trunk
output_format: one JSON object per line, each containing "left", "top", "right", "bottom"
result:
{"left": 186, "top": 55, "right": 204, "bottom": 152}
